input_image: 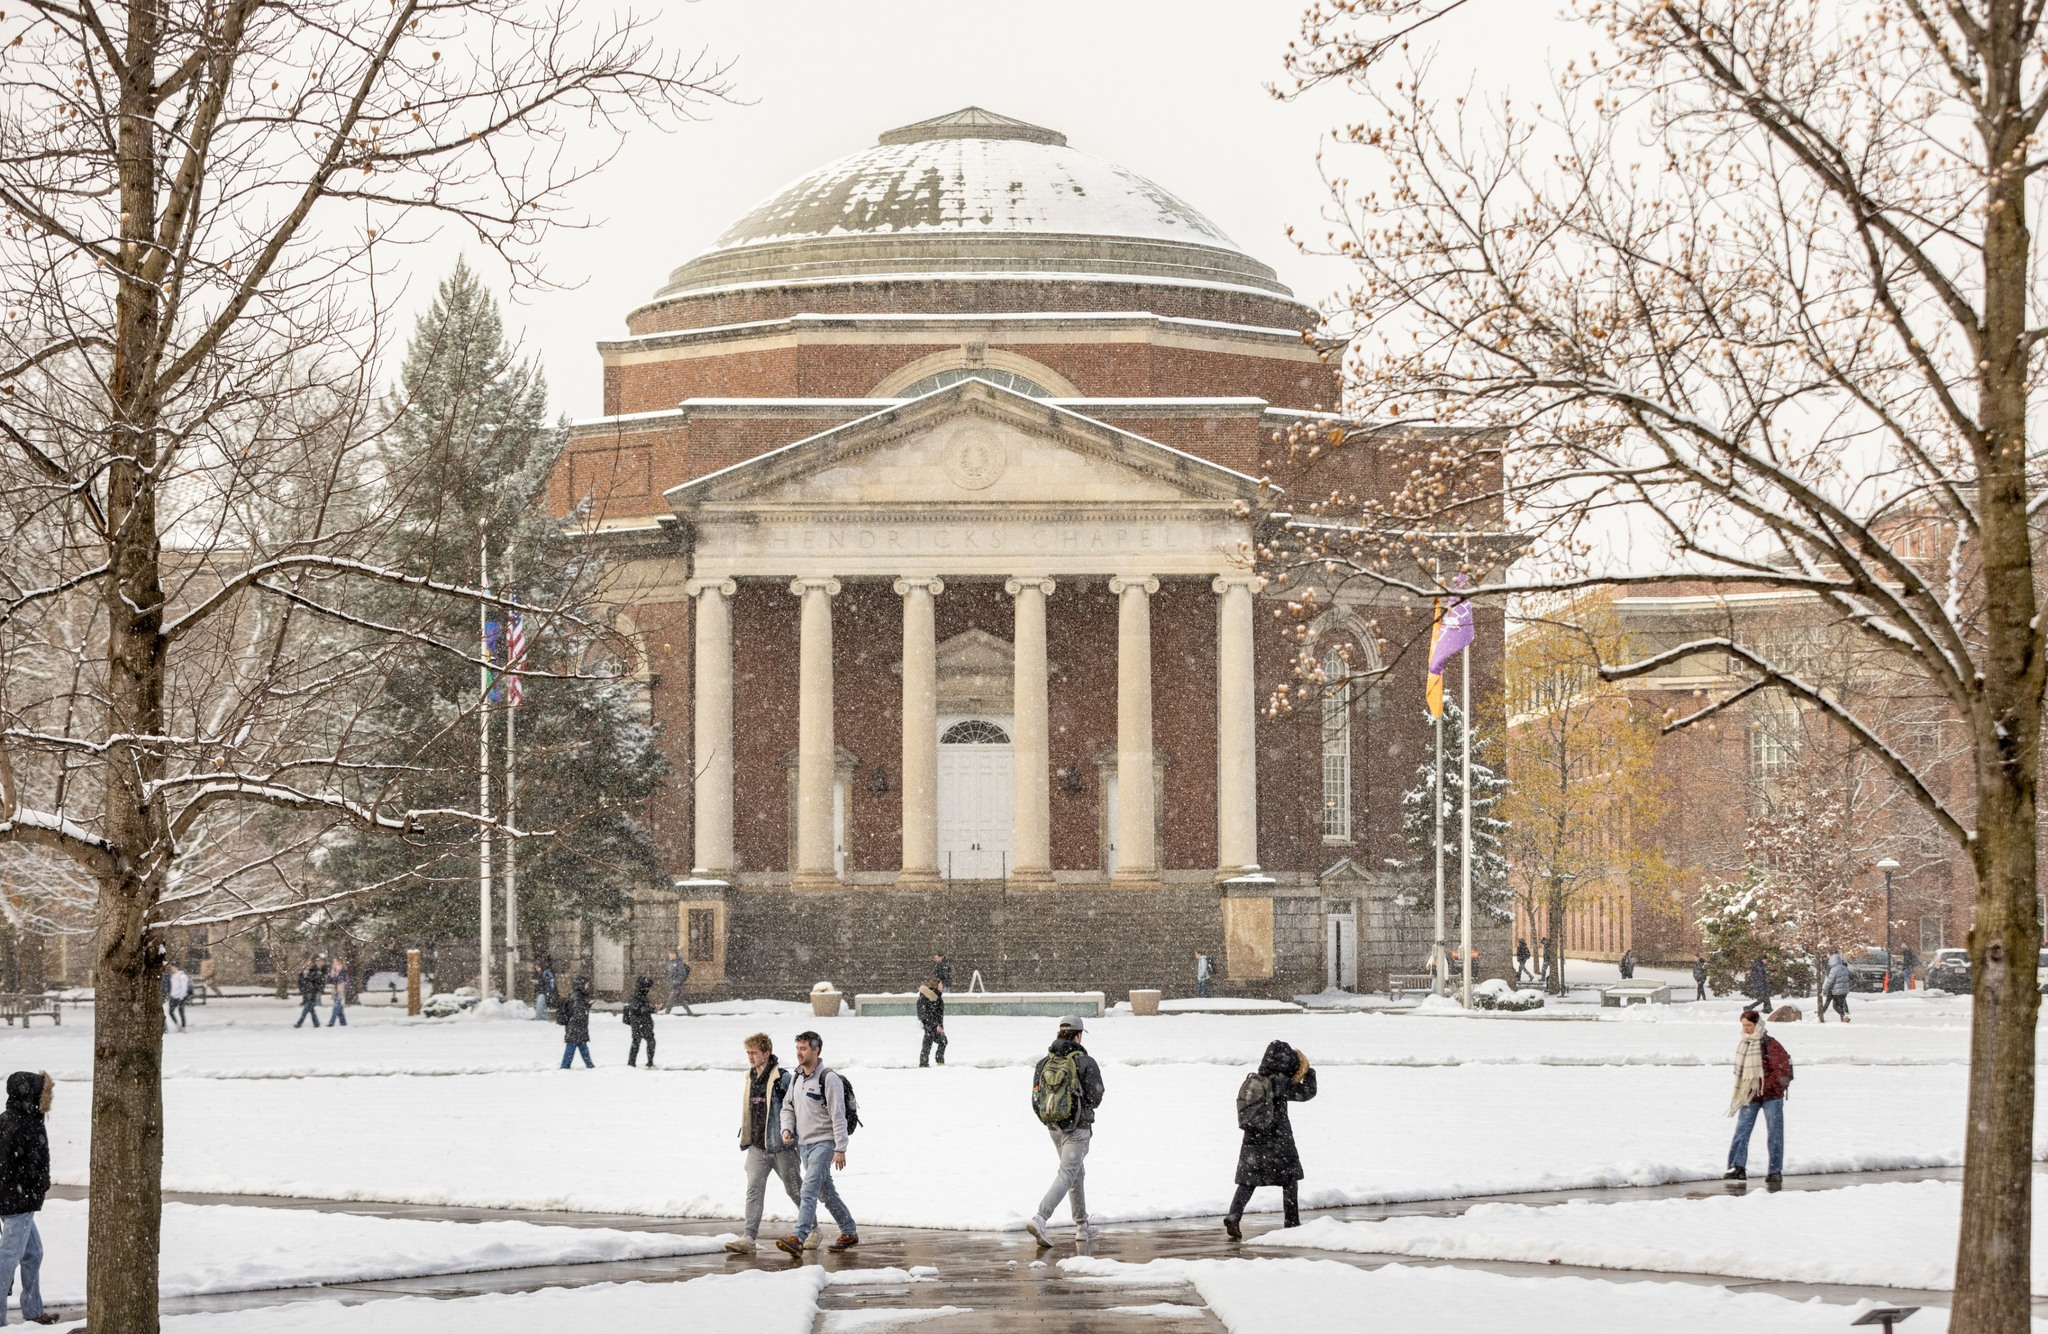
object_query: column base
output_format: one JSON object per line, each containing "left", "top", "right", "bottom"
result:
{"left": 1216, "top": 867, "right": 1274, "bottom": 885}
{"left": 1109, "top": 870, "right": 1164, "bottom": 890}
{"left": 1006, "top": 869, "right": 1058, "bottom": 891}
{"left": 789, "top": 870, "right": 846, "bottom": 892}
{"left": 893, "top": 868, "right": 944, "bottom": 890}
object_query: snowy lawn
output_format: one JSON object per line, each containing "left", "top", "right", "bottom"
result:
{"left": 8, "top": 1198, "right": 729, "bottom": 1311}
{"left": 1259, "top": 1179, "right": 2018, "bottom": 1291}
{"left": 38, "top": 1267, "right": 826, "bottom": 1334}
{"left": 7, "top": 992, "right": 1994, "bottom": 1230}
{"left": 1063, "top": 1256, "right": 2044, "bottom": 1333}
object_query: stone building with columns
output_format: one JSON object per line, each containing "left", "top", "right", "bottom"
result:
{"left": 553, "top": 108, "right": 1508, "bottom": 999}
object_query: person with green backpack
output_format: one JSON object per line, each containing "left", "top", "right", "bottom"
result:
{"left": 1024, "top": 1016, "right": 1106, "bottom": 1248}
{"left": 1223, "top": 1039, "right": 1318, "bottom": 1240}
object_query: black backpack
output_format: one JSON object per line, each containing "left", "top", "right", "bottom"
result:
{"left": 1236, "top": 1072, "right": 1279, "bottom": 1133}
{"left": 819, "top": 1067, "right": 862, "bottom": 1136}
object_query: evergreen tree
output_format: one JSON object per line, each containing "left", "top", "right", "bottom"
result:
{"left": 317, "top": 260, "right": 667, "bottom": 960}
{"left": 1395, "top": 703, "right": 1512, "bottom": 923}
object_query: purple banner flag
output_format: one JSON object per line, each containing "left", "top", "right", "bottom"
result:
{"left": 1427, "top": 595, "right": 1474, "bottom": 674}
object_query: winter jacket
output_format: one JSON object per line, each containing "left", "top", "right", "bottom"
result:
{"left": 1236, "top": 1041, "right": 1318, "bottom": 1188}
{"left": 780, "top": 1063, "right": 851, "bottom": 1153}
{"left": 1033, "top": 1037, "right": 1106, "bottom": 1132}
{"left": 1195, "top": 954, "right": 1215, "bottom": 983}
{"left": 169, "top": 970, "right": 191, "bottom": 1001}
{"left": 1747, "top": 961, "right": 1770, "bottom": 999}
{"left": 622, "top": 979, "right": 656, "bottom": 1035}
{"left": 297, "top": 967, "right": 324, "bottom": 1002}
{"left": 741, "top": 1060, "right": 793, "bottom": 1151}
{"left": 1826, "top": 955, "right": 1852, "bottom": 997}
{"left": 1692, "top": 960, "right": 1707, "bottom": 983}
{"left": 916, "top": 984, "right": 945, "bottom": 1031}
{"left": 556, "top": 981, "right": 592, "bottom": 1044}
{"left": 933, "top": 958, "right": 954, "bottom": 988}
{"left": 1755, "top": 1035, "right": 1793, "bottom": 1102}
{"left": 667, "top": 958, "right": 690, "bottom": 996}
{"left": 0, "top": 1072, "right": 50, "bottom": 1215}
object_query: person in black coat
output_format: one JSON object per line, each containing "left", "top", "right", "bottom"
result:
{"left": 0, "top": 1070, "right": 54, "bottom": 1325}
{"left": 556, "top": 975, "right": 594, "bottom": 1069}
{"left": 292, "top": 958, "right": 324, "bottom": 1028}
{"left": 1223, "top": 1040, "right": 1318, "bottom": 1239}
{"left": 916, "top": 978, "right": 947, "bottom": 1067}
{"left": 1748, "top": 957, "right": 1773, "bottom": 1013}
{"left": 623, "top": 976, "right": 657, "bottom": 1068}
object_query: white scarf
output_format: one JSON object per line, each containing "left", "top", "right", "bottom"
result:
{"left": 1729, "top": 1021, "right": 1767, "bottom": 1116}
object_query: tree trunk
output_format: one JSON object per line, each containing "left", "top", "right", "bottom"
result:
{"left": 1546, "top": 881, "right": 1566, "bottom": 996}
{"left": 85, "top": 886, "right": 165, "bottom": 1330}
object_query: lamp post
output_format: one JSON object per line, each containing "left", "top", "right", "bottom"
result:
{"left": 1876, "top": 857, "right": 1901, "bottom": 989}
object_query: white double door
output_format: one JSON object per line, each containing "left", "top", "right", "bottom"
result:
{"left": 937, "top": 715, "right": 1014, "bottom": 880}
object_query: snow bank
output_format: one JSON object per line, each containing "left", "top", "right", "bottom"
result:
{"left": 10, "top": 1200, "right": 728, "bottom": 1308}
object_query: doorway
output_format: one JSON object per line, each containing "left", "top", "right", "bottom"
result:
{"left": 938, "top": 716, "right": 1013, "bottom": 879}
{"left": 1326, "top": 908, "right": 1358, "bottom": 992}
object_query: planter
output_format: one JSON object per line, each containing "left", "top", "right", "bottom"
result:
{"left": 1129, "top": 989, "right": 1162, "bottom": 1016}
{"left": 810, "top": 989, "right": 844, "bottom": 1018}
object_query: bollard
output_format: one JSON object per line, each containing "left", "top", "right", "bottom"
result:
{"left": 406, "top": 949, "right": 422, "bottom": 1016}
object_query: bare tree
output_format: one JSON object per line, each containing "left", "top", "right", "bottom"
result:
{"left": 1278, "top": 2, "right": 2048, "bottom": 1324}
{"left": 0, "top": 3, "right": 726, "bottom": 1327}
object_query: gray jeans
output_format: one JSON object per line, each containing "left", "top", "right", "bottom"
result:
{"left": 744, "top": 1145, "right": 802, "bottom": 1239}
{"left": 1035, "top": 1125, "right": 1092, "bottom": 1224}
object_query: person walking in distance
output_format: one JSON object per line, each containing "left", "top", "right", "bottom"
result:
{"left": 776, "top": 1031, "right": 859, "bottom": 1257}
{"left": 1723, "top": 1009, "right": 1793, "bottom": 1184}
{"left": 931, "top": 953, "right": 954, "bottom": 989}
{"left": 1024, "top": 1016, "right": 1106, "bottom": 1249}
{"left": 1194, "top": 951, "right": 1215, "bottom": 999}
{"left": 166, "top": 964, "right": 191, "bottom": 1031}
{"left": 556, "top": 975, "right": 594, "bottom": 1069}
{"left": 1224, "top": 1040, "right": 1319, "bottom": 1240}
{"left": 1515, "top": 937, "right": 1531, "bottom": 983}
{"left": 535, "top": 961, "right": 555, "bottom": 1022}
{"left": 1692, "top": 955, "right": 1709, "bottom": 1002}
{"left": 666, "top": 948, "right": 695, "bottom": 1017}
{"left": 0, "top": 1072, "right": 57, "bottom": 1325}
{"left": 1746, "top": 956, "right": 1772, "bottom": 1014}
{"left": 292, "top": 957, "right": 323, "bottom": 1028}
{"left": 328, "top": 959, "right": 350, "bottom": 1027}
{"left": 725, "top": 1033, "right": 804, "bottom": 1256}
{"left": 1820, "top": 952, "right": 1852, "bottom": 1023}
{"left": 916, "top": 977, "right": 948, "bottom": 1067}
{"left": 624, "top": 976, "right": 658, "bottom": 1068}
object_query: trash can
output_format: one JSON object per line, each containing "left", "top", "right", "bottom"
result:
{"left": 1129, "top": 988, "right": 1162, "bottom": 1016}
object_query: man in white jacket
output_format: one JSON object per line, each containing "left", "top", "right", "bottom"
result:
{"left": 775, "top": 1030, "right": 858, "bottom": 1257}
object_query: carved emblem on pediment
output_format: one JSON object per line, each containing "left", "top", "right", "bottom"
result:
{"left": 943, "top": 427, "right": 1008, "bottom": 491}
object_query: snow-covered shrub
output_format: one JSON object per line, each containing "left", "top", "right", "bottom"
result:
{"left": 1471, "top": 977, "right": 1545, "bottom": 1011}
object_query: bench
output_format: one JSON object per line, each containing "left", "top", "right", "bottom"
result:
{"left": 1388, "top": 974, "right": 1438, "bottom": 1002}
{"left": 1601, "top": 982, "right": 1672, "bottom": 1007}
{"left": 0, "top": 995, "right": 60, "bottom": 1026}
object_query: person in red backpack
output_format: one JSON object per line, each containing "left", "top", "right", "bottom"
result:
{"left": 1723, "top": 1009, "right": 1791, "bottom": 1184}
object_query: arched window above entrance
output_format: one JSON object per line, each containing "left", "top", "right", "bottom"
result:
{"left": 941, "top": 719, "right": 1011, "bottom": 745}
{"left": 896, "top": 367, "right": 1051, "bottom": 399}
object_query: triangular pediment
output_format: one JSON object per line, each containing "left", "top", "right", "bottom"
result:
{"left": 666, "top": 378, "right": 1268, "bottom": 514}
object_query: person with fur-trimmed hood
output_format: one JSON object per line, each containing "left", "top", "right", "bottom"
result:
{"left": 623, "top": 976, "right": 658, "bottom": 1068}
{"left": 1223, "top": 1040, "right": 1318, "bottom": 1239}
{"left": 0, "top": 1071, "right": 57, "bottom": 1325}
{"left": 916, "top": 977, "right": 947, "bottom": 1067}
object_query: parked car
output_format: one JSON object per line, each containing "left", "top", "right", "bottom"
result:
{"left": 1924, "top": 948, "right": 1971, "bottom": 994}
{"left": 1844, "top": 946, "right": 1906, "bottom": 992}
{"left": 2038, "top": 950, "right": 2048, "bottom": 996}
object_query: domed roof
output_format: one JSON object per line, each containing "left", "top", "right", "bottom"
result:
{"left": 651, "top": 108, "right": 1292, "bottom": 301}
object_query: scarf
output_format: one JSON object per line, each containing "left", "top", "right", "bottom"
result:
{"left": 740, "top": 1058, "right": 781, "bottom": 1148}
{"left": 1729, "top": 1022, "right": 1768, "bottom": 1116}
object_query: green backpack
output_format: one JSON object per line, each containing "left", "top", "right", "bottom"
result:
{"left": 1033, "top": 1050, "right": 1082, "bottom": 1126}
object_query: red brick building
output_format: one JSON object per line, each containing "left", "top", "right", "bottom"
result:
{"left": 554, "top": 108, "right": 1506, "bottom": 999}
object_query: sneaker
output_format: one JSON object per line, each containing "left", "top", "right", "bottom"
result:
{"left": 774, "top": 1234, "right": 805, "bottom": 1259}
{"left": 1223, "top": 1215, "right": 1242, "bottom": 1241}
{"left": 1024, "top": 1216, "right": 1053, "bottom": 1249}
{"left": 724, "top": 1238, "right": 757, "bottom": 1255}
{"left": 1722, "top": 1167, "right": 1747, "bottom": 1181}
{"left": 827, "top": 1233, "right": 860, "bottom": 1253}
{"left": 1074, "top": 1222, "right": 1101, "bottom": 1243}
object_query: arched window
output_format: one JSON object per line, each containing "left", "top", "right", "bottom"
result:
{"left": 896, "top": 368, "right": 1051, "bottom": 400}
{"left": 1321, "top": 649, "right": 1352, "bottom": 841}
{"left": 941, "top": 719, "right": 1011, "bottom": 744}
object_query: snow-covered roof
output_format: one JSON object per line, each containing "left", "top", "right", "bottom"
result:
{"left": 650, "top": 108, "right": 1295, "bottom": 303}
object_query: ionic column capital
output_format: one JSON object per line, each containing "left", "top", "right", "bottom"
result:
{"left": 685, "top": 577, "right": 738, "bottom": 598}
{"left": 1004, "top": 576, "right": 1056, "bottom": 597}
{"left": 892, "top": 576, "right": 946, "bottom": 597}
{"left": 1108, "top": 574, "right": 1159, "bottom": 596}
{"left": 1211, "top": 574, "right": 1266, "bottom": 595}
{"left": 789, "top": 577, "right": 843, "bottom": 598}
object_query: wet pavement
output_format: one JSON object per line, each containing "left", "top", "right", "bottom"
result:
{"left": 48, "top": 1165, "right": 2029, "bottom": 1330}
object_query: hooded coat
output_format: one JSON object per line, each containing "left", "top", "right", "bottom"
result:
{"left": 0, "top": 1072, "right": 50, "bottom": 1215}
{"left": 556, "top": 977, "right": 592, "bottom": 1044}
{"left": 1826, "top": 954, "right": 1852, "bottom": 998}
{"left": 1032, "top": 1036, "right": 1105, "bottom": 1131}
{"left": 1236, "top": 1041, "right": 1318, "bottom": 1188}
{"left": 623, "top": 977, "right": 657, "bottom": 1035}
{"left": 916, "top": 984, "right": 945, "bottom": 1031}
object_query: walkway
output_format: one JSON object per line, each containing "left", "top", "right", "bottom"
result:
{"left": 46, "top": 1166, "right": 2014, "bottom": 1331}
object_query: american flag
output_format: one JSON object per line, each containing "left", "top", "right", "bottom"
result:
{"left": 504, "top": 610, "right": 526, "bottom": 709}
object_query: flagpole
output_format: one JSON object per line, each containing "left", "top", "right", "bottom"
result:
{"left": 1433, "top": 710, "right": 1445, "bottom": 997}
{"left": 1459, "top": 644, "right": 1473, "bottom": 1009}
{"left": 505, "top": 686, "right": 520, "bottom": 1001}
{"left": 478, "top": 526, "right": 494, "bottom": 1001}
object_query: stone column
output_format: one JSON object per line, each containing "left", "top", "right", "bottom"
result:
{"left": 1006, "top": 576, "right": 1056, "bottom": 889}
{"left": 1109, "top": 575, "right": 1160, "bottom": 884}
{"left": 686, "top": 578, "right": 738, "bottom": 878}
{"left": 894, "top": 576, "right": 945, "bottom": 889}
{"left": 1213, "top": 575, "right": 1263, "bottom": 879}
{"left": 790, "top": 577, "right": 842, "bottom": 889}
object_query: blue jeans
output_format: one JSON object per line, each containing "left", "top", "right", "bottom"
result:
{"left": 560, "top": 1042, "right": 593, "bottom": 1068}
{"left": 1196, "top": 978, "right": 1212, "bottom": 998}
{"left": 294, "top": 996, "right": 321, "bottom": 1027}
{"left": 793, "top": 1140, "right": 855, "bottom": 1241}
{"left": 1729, "top": 1098, "right": 1785, "bottom": 1176}
{"left": 0, "top": 1212, "right": 44, "bottom": 1325}
{"left": 329, "top": 1000, "right": 347, "bottom": 1025}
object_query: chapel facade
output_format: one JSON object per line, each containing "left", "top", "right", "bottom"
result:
{"left": 553, "top": 108, "right": 1508, "bottom": 1000}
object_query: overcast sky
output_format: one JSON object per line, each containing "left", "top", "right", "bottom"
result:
{"left": 407, "top": 1, "right": 1581, "bottom": 420}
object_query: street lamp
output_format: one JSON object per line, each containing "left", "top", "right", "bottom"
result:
{"left": 1876, "top": 858, "right": 1901, "bottom": 989}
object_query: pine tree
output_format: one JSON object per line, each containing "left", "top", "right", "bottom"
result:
{"left": 1395, "top": 703, "right": 1512, "bottom": 924}
{"left": 317, "top": 260, "right": 667, "bottom": 964}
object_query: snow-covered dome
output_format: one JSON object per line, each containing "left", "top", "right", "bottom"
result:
{"left": 652, "top": 108, "right": 1293, "bottom": 301}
